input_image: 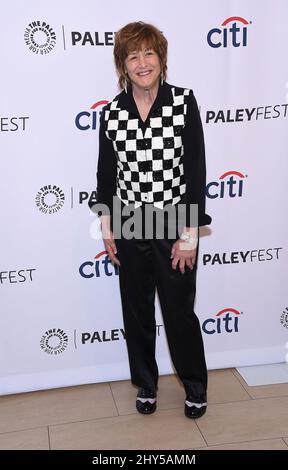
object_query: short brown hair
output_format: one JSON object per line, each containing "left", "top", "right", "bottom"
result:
{"left": 114, "top": 21, "right": 168, "bottom": 89}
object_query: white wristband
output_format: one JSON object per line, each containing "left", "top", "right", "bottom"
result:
{"left": 180, "top": 233, "right": 198, "bottom": 243}
{"left": 179, "top": 233, "right": 198, "bottom": 249}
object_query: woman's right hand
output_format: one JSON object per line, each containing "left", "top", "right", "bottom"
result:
{"left": 101, "top": 216, "right": 120, "bottom": 266}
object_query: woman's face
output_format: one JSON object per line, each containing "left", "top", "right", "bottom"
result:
{"left": 124, "top": 44, "right": 161, "bottom": 91}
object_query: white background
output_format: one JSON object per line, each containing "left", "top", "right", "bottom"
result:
{"left": 0, "top": 0, "right": 288, "bottom": 395}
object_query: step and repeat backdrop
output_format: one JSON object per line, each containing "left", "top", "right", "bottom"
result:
{"left": 1, "top": 0, "right": 288, "bottom": 395}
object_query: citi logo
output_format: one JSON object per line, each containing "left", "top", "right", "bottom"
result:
{"left": 207, "top": 16, "right": 250, "bottom": 48}
{"left": 202, "top": 308, "right": 241, "bottom": 335}
{"left": 79, "top": 251, "right": 119, "bottom": 278}
{"left": 206, "top": 171, "right": 246, "bottom": 199}
{"left": 75, "top": 100, "right": 109, "bottom": 131}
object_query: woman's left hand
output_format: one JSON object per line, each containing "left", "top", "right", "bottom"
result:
{"left": 171, "top": 239, "right": 197, "bottom": 274}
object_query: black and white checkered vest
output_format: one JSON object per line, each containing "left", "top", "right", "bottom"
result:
{"left": 104, "top": 86, "right": 190, "bottom": 209}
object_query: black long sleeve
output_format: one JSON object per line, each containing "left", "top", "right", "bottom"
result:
{"left": 183, "top": 91, "right": 211, "bottom": 227}
{"left": 89, "top": 108, "right": 117, "bottom": 215}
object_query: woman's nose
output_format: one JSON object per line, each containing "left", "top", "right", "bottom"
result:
{"left": 138, "top": 53, "right": 146, "bottom": 67}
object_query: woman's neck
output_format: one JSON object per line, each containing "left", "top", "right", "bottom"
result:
{"left": 132, "top": 81, "right": 159, "bottom": 107}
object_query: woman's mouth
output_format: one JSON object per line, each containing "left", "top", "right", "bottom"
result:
{"left": 138, "top": 71, "right": 152, "bottom": 76}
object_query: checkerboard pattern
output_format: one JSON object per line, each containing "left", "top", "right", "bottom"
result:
{"left": 105, "top": 87, "right": 190, "bottom": 209}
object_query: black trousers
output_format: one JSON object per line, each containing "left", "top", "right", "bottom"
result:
{"left": 115, "top": 234, "right": 207, "bottom": 401}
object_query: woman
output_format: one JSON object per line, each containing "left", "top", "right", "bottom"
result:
{"left": 92, "top": 21, "right": 211, "bottom": 419}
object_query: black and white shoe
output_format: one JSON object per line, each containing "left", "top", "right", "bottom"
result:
{"left": 184, "top": 397, "right": 207, "bottom": 419}
{"left": 136, "top": 388, "right": 157, "bottom": 415}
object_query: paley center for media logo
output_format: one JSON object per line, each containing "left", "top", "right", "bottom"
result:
{"left": 24, "top": 21, "right": 117, "bottom": 53}
{"left": 280, "top": 307, "right": 288, "bottom": 330}
{"left": 202, "top": 308, "right": 242, "bottom": 335}
{"left": 206, "top": 170, "right": 246, "bottom": 199}
{"left": 207, "top": 16, "right": 251, "bottom": 48}
{"left": 75, "top": 100, "right": 109, "bottom": 131}
{"left": 79, "top": 251, "right": 119, "bottom": 279}
{"left": 35, "top": 186, "right": 96, "bottom": 212}
{"left": 24, "top": 21, "right": 56, "bottom": 54}
{"left": 40, "top": 328, "right": 68, "bottom": 355}
{"left": 35, "top": 185, "right": 65, "bottom": 214}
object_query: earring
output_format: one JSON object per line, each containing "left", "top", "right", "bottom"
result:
{"left": 161, "top": 71, "right": 164, "bottom": 85}
{"left": 124, "top": 77, "right": 128, "bottom": 93}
